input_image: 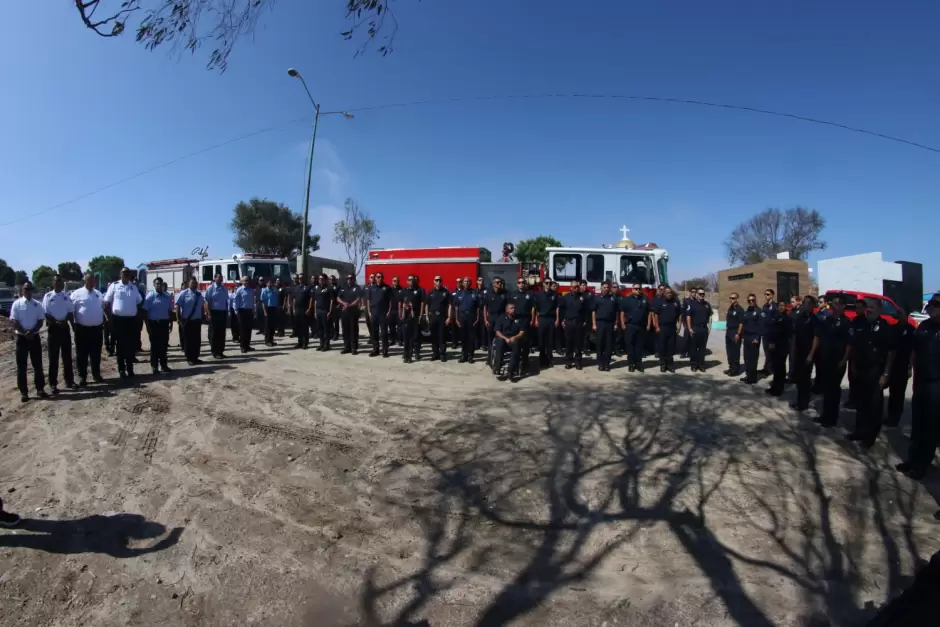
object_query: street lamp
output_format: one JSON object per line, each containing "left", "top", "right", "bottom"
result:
{"left": 287, "top": 67, "right": 354, "bottom": 274}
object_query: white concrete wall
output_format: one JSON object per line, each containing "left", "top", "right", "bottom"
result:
{"left": 817, "top": 252, "right": 901, "bottom": 295}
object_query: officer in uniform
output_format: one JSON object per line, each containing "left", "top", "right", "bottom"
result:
{"left": 450, "top": 280, "right": 462, "bottom": 350}
{"left": 620, "top": 283, "right": 649, "bottom": 372}
{"left": 205, "top": 273, "right": 230, "bottom": 358}
{"left": 896, "top": 297, "right": 940, "bottom": 479}
{"left": 579, "top": 279, "right": 594, "bottom": 355}
{"left": 367, "top": 272, "right": 394, "bottom": 358}
{"left": 550, "top": 281, "right": 565, "bottom": 355}
{"left": 104, "top": 268, "right": 143, "bottom": 379}
{"left": 329, "top": 275, "right": 341, "bottom": 340}
{"left": 388, "top": 277, "right": 403, "bottom": 346}
{"left": 724, "top": 293, "right": 744, "bottom": 376}
{"left": 426, "top": 276, "right": 451, "bottom": 361}
{"left": 885, "top": 308, "right": 915, "bottom": 427}
{"left": 685, "top": 288, "right": 713, "bottom": 372}
{"left": 483, "top": 278, "right": 508, "bottom": 366}
{"left": 810, "top": 295, "right": 850, "bottom": 427}
{"left": 452, "top": 278, "right": 480, "bottom": 363}
{"left": 337, "top": 274, "right": 363, "bottom": 354}
{"left": 654, "top": 286, "right": 682, "bottom": 372}
{"left": 592, "top": 281, "right": 618, "bottom": 371}
{"left": 42, "top": 275, "right": 77, "bottom": 393}
{"left": 561, "top": 280, "right": 585, "bottom": 370}
{"left": 534, "top": 278, "right": 560, "bottom": 369}
{"left": 233, "top": 276, "right": 257, "bottom": 354}
{"left": 679, "top": 288, "right": 695, "bottom": 358}
{"left": 740, "top": 294, "right": 763, "bottom": 384}
{"left": 765, "top": 300, "right": 792, "bottom": 396}
{"left": 845, "top": 298, "right": 896, "bottom": 448}
{"left": 313, "top": 274, "right": 334, "bottom": 351}
{"left": 143, "top": 277, "right": 174, "bottom": 374}
{"left": 10, "top": 281, "right": 47, "bottom": 401}
{"left": 510, "top": 277, "right": 535, "bottom": 376}
{"left": 492, "top": 302, "right": 526, "bottom": 381}
{"left": 70, "top": 272, "right": 105, "bottom": 386}
{"left": 229, "top": 285, "right": 241, "bottom": 344}
{"left": 760, "top": 288, "right": 777, "bottom": 375}
{"left": 103, "top": 279, "right": 116, "bottom": 357}
{"left": 613, "top": 287, "right": 626, "bottom": 357}
{"left": 650, "top": 285, "right": 666, "bottom": 358}
{"left": 399, "top": 275, "right": 425, "bottom": 363}
{"left": 279, "top": 278, "right": 292, "bottom": 338}
{"left": 260, "top": 278, "right": 281, "bottom": 347}
{"left": 788, "top": 295, "right": 817, "bottom": 411}
{"left": 475, "top": 276, "right": 487, "bottom": 352}
{"left": 176, "top": 276, "right": 205, "bottom": 365}
{"left": 364, "top": 273, "right": 376, "bottom": 349}
{"left": 290, "top": 274, "right": 311, "bottom": 349}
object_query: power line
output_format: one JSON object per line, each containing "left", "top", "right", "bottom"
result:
{"left": 3, "top": 92, "right": 936, "bottom": 228}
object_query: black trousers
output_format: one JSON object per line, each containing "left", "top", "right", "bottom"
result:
{"left": 742, "top": 336, "right": 761, "bottom": 382}
{"left": 112, "top": 315, "right": 138, "bottom": 374}
{"left": 625, "top": 324, "right": 646, "bottom": 368}
{"left": 762, "top": 336, "right": 773, "bottom": 373}
{"left": 658, "top": 329, "right": 677, "bottom": 369}
{"left": 887, "top": 369, "right": 911, "bottom": 423}
{"left": 485, "top": 319, "right": 498, "bottom": 362}
{"left": 15, "top": 334, "right": 44, "bottom": 394}
{"left": 148, "top": 320, "right": 170, "bottom": 367}
{"left": 388, "top": 312, "right": 400, "bottom": 345}
{"left": 371, "top": 311, "right": 389, "bottom": 354}
{"left": 230, "top": 307, "right": 240, "bottom": 342}
{"left": 769, "top": 339, "right": 789, "bottom": 394}
{"left": 908, "top": 378, "right": 940, "bottom": 473}
{"left": 182, "top": 320, "right": 203, "bottom": 362}
{"left": 514, "top": 318, "right": 532, "bottom": 372}
{"left": 689, "top": 325, "right": 708, "bottom": 368}
{"left": 294, "top": 310, "right": 310, "bottom": 348}
{"left": 787, "top": 339, "right": 797, "bottom": 380}
{"left": 725, "top": 334, "right": 741, "bottom": 374}
{"left": 476, "top": 318, "right": 487, "bottom": 351}
{"left": 450, "top": 318, "right": 460, "bottom": 349}
{"left": 853, "top": 369, "right": 884, "bottom": 444}
{"left": 47, "top": 323, "right": 75, "bottom": 387}
{"left": 280, "top": 308, "right": 289, "bottom": 337}
{"left": 563, "top": 319, "right": 582, "bottom": 364}
{"left": 402, "top": 313, "right": 420, "bottom": 358}
{"left": 582, "top": 318, "right": 593, "bottom": 354}
{"left": 537, "top": 317, "right": 555, "bottom": 366}
{"left": 794, "top": 353, "right": 813, "bottom": 410}
{"left": 264, "top": 307, "right": 280, "bottom": 344}
{"left": 847, "top": 362, "right": 861, "bottom": 407}
{"left": 492, "top": 337, "right": 521, "bottom": 375}
{"left": 237, "top": 310, "right": 254, "bottom": 352}
{"left": 429, "top": 313, "right": 448, "bottom": 358}
{"left": 209, "top": 310, "right": 228, "bottom": 355}
{"left": 331, "top": 306, "right": 340, "bottom": 339}
{"left": 74, "top": 324, "right": 102, "bottom": 381}
{"left": 365, "top": 313, "right": 374, "bottom": 347}
{"left": 316, "top": 311, "right": 331, "bottom": 349}
{"left": 104, "top": 323, "right": 114, "bottom": 354}
{"left": 342, "top": 307, "right": 360, "bottom": 351}
{"left": 458, "top": 313, "right": 476, "bottom": 359}
{"left": 819, "top": 355, "right": 846, "bottom": 426}
{"left": 595, "top": 321, "right": 614, "bottom": 369}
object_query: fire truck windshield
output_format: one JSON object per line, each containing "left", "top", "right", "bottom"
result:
{"left": 619, "top": 256, "right": 654, "bottom": 285}
{"left": 241, "top": 261, "right": 291, "bottom": 283}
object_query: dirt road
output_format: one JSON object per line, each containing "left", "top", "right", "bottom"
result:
{"left": 1, "top": 329, "right": 937, "bottom": 626}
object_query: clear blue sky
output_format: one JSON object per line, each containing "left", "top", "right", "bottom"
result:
{"left": 1, "top": 1, "right": 937, "bottom": 287}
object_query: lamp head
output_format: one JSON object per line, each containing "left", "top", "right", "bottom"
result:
{"left": 287, "top": 68, "right": 300, "bottom": 78}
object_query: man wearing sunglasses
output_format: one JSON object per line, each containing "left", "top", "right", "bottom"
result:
{"left": 534, "top": 278, "right": 560, "bottom": 369}
{"left": 620, "top": 282, "right": 649, "bottom": 372}
{"left": 10, "top": 281, "right": 48, "bottom": 402}
{"left": 684, "top": 288, "right": 713, "bottom": 372}
{"left": 724, "top": 292, "right": 745, "bottom": 377}
{"left": 336, "top": 274, "right": 363, "bottom": 354}
{"left": 740, "top": 294, "right": 763, "bottom": 383}
{"left": 482, "top": 277, "right": 508, "bottom": 366}
{"left": 759, "top": 288, "right": 777, "bottom": 376}
{"left": 426, "top": 276, "right": 451, "bottom": 361}
{"left": 510, "top": 278, "right": 535, "bottom": 376}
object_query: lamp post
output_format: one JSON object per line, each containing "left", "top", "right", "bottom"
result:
{"left": 287, "top": 68, "right": 354, "bottom": 275}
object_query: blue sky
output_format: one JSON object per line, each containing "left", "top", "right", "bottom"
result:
{"left": 1, "top": 1, "right": 938, "bottom": 287}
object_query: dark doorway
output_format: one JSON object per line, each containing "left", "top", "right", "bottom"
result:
{"left": 776, "top": 272, "right": 800, "bottom": 303}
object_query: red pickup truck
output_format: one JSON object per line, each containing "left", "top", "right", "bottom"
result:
{"left": 822, "top": 290, "right": 919, "bottom": 327}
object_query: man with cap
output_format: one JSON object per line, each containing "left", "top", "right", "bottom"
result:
{"left": 620, "top": 282, "right": 649, "bottom": 372}
{"left": 510, "top": 277, "right": 535, "bottom": 376}
{"left": 337, "top": 274, "right": 363, "bottom": 354}
{"left": 42, "top": 274, "right": 77, "bottom": 394}
{"left": 104, "top": 267, "right": 143, "bottom": 379}
{"left": 10, "top": 281, "right": 48, "bottom": 401}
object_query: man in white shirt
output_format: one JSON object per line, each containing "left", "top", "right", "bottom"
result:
{"left": 41, "top": 274, "right": 77, "bottom": 394}
{"left": 10, "top": 281, "right": 48, "bottom": 402}
{"left": 104, "top": 267, "right": 143, "bottom": 378}
{"left": 70, "top": 271, "right": 106, "bottom": 386}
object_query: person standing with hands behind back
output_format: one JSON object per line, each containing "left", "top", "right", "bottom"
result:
{"left": 724, "top": 293, "right": 744, "bottom": 377}
{"left": 42, "top": 274, "right": 77, "bottom": 394}
{"left": 104, "top": 267, "right": 143, "bottom": 379}
{"left": 11, "top": 281, "right": 47, "bottom": 402}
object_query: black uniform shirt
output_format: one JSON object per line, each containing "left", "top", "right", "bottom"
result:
{"left": 426, "top": 287, "right": 451, "bottom": 316}
{"left": 761, "top": 302, "right": 776, "bottom": 333}
{"left": 369, "top": 284, "right": 394, "bottom": 313}
{"left": 680, "top": 297, "right": 694, "bottom": 321}
{"left": 338, "top": 285, "right": 363, "bottom": 307}
{"left": 495, "top": 314, "right": 523, "bottom": 339}
{"left": 893, "top": 320, "right": 915, "bottom": 366}
{"left": 313, "top": 285, "right": 333, "bottom": 311}
{"left": 742, "top": 305, "right": 762, "bottom": 337}
{"left": 400, "top": 287, "right": 425, "bottom": 317}
{"left": 815, "top": 313, "right": 850, "bottom": 360}
{"left": 484, "top": 289, "right": 508, "bottom": 318}
{"left": 535, "top": 290, "right": 559, "bottom": 318}
{"left": 581, "top": 292, "right": 595, "bottom": 321}
{"left": 511, "top": 289, "right": 534, "bottom": 320}
{"left": 592, "top": 293, "right": 618, "bottom": 322}
{"left": 561, "top": 292, "right": 586, "bottom": 321}
{"left": 912, "top": 318, "right": 940, "bottom": 381}
{"left": 291, "top": 285, "right": 311, "bottom": 312}
{"left": 686, "top": 299, "right": 712, "bottom": 327}
{"left": 849, "top": 315, "right": 897, "bottom": 374}
{"left": 651, "top": 295, "right": 663, "bottom": 313}
{"left": 791, "top": 310, "right": 816, "bottom": 354}
{"left": 279, "top": 286, "right": 292, "bottom": 308}
{"left": 656, "top": 299, "right": 682, "bottom": 328}
{"left": 726, "top": 303, "right": 744, "bottom": 336}
{"left": 454, "top": 289, "right": 479, "bottom": 315}
{"left": 392, "top": 286, "right": 405, "bottom": 308}
{"left": 765, "top": 308, "right": 791, "bottom": 343}
{"left": 621, "top": 294, "right": 649, "bottom": 326}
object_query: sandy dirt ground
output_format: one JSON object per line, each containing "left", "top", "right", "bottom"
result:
{"left": 1, "top": 323, "right": 938, "bottom": 627}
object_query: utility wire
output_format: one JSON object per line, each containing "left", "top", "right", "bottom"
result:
{"left": 2, "top": 92, "right": 936, "bottom": 228}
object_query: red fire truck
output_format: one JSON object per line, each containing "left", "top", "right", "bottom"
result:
{"left": 365, "top": 247, "right": 526, "bottom": 290}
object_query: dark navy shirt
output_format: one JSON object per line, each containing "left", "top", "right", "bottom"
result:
{"left": 561, "top": 292, "right": 586, "bottom": 321}
{"left": 580, "top": 292, "right": 595, "bottom": 321}
{"left": 510, "top": 289, "right": 534, "bottom": 320}
{"left": 484, "top": 289, "right": 508, "bottom": 317}
{"left": 686, "top": 299, "right": 712, "bottom": 327}
{"left": 725, "top": 303, "right": 744, "bottom": 336}
{"left": 291, "top": 285, "right": 311, "bottom": 312}
{"left": 369, "top": 283, "right": 395, "bottom": 313}
{"left": 791, "top": 310, "right": 816, "bottom": 354}
{"left": 913, "top": 318, "right": 940, "bottom": 381}
{"left": 761, "top": 302, "right": 776, "bottom": 333}
{"left": 849, "top": 315, "right": 897, "bottom": 374}
{"left": 741, "top": 306, "right": 762, "bottom": 337}
{"left": 338, "top": 285, "right": 363, "bottom": 307}
{"left": 535, "top": 290, "right": 559, "bottom": 318}
{"left": 764, "top": 309, "right": 791, "bottom": 343}
{"left": 495, "top": 314, "right": 524, "bottom": 338}
{"left": 815, "top": 313, "right": 850, "bottom": 360}
{"left": 656, "top": 299, "right": 682, "bottom": 327}
{"left": 426, "top": 287, "right": 451, "bottom": 315}
{"left": 592, "top": 293, "right": 618, "bottom": 322}
{"left": 400, "top": 287, "right": 425, "bottom": 317}
{"left": 620, "top": 294, "right": 649, "bottom": 326}
{"left": 454, "top": 289, "right": 479, "bottom": 315}
{"left": 313, "top": 285, "right": 333, "bottom": 311}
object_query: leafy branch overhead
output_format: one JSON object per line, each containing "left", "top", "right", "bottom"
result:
{"left": 75, "top": 0, "right": 398, "bottom": 72}
{"left": 724, "top": 207, "right": 827, "bottom": 266}
{"left": 333, "top": 198, "right": 379, "bottom": 276}
{"left": 514, "top": 235, "right": 563, "bottom": 265}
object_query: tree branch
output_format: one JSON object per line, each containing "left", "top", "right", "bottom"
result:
{"left": 76, "top": 0, "right": 141, "bottom": 37}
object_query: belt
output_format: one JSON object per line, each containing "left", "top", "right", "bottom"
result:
{"left": 76, "top": 322, "right": 103, "bottom": 327}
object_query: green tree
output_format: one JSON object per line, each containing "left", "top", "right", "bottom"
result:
{"left": 725, "top": 207, "right": 827, "bottom": 266}
{"left": 88, "top": 255, "right": 127, "bottom": 282}
{"left": 231, "top": 197, "right": 318, "bottom": 259}
{"left": 32, "top": 265, "right": 56, "bottom": 291}
{"left": 0, "top": 258, "right": 16, "bottom": 286}
{"left": 333, "top": 198, "right": 379, "bottom": 276}
{"left": 57, "top": 261, "right": 84, "bottom": 281}
{"left": 515, "top": 236, "right": 564, "bottom": 265}
{"left": 14, "top": 270, "right": 28, "bottom": 286}
{"left": 76, "top": 0, "right": 397, "bottom": 72}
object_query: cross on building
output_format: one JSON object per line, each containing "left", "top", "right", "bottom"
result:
{"left": 620, "top": 225, "right": 630, "bottom": 240}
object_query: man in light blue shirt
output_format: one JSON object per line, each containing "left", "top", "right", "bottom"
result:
{"left": 260, "top": 279, "right": 281, "bottom": 347}
{"left": 176, "top": 277, "right": 206, "bottom": 365}
{"left": 233, "top": 277, "right": 256, "bottom": 353}
{"left": 143, "top": 278, "right": 174, "bottom": 374}
{"left": 205, "top": 273, "right": 230, "bottom": 359}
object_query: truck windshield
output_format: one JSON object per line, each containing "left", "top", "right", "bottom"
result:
{"left": 619, "top": 255, "right": 654, "bottom": 285}
{"left": 241, "top": 262, "right": 291, "bottom": 282}
{"left": 0, "top": 288, "right": 14, "bottom": 299}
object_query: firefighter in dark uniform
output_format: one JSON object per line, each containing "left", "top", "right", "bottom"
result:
{"left": 740, "top": 294, "right": 763, "bottom": 384}
{"left": 551, "top": 282, "right": 565, "bottom": 355}
{"left": 399, "top": 275, "right": 425, "bottom": 363}
{"left": 426, "top": 276, "right": 451, "bottom": 361}
{"left": 845, "top": 298, "right": 897, "bottom": 448}
{"left": 810, "top": 295, "right": 850, "bottom": 427}
{"left": 367, "top": 272, "right": 394, "bottom": 358}
{"left": 620, "top": 283, "right": 649, "bottom": 372}
{"left": 337, "top": 274, "right": 362, "bottom": 354}
{"left": 579, "top": 279, "right": 593, "bottom": 355}
{"left": 510, "top": 277, "right": 535, "bottom": 376}
{"left": 329, "top": 275, "right": 340, "bottom": 340}
{"left": 475, "top": 277, "right": 487, "bottom": 351}
{"left": 685, "top": 288, "right": 712, "bottom": 372}
{"left": 787, "top": 295, "right": 817, "bottom": 411}
{"left": 896, "top": 297, "right": 940, "bottom": 479}
{"left": 592, "top": 281, "right": 618, "bottom": 372}
{"left": 483, "top": 278, "right": 508, "bottom": 366}
{"left": 613, "top": 287, "right": 626, "bottom": 357}
{"left": 654, "top": 286, "right": 681, "bottom": 372}
{"left": 453, "top": 277, "right": 480, "bottom": 363}
{"left": 885, "top": 308, "right": 915, "bottom": 427}
{"left": 388, "top": 277, "right": 403, "bottom": 346}
{"left": 650, "top": 285, "right": 666, "bottom": 358}
{"left": 561, "top": 280, "right": 585, "bottom": 370}
{"left": 312, "top": 274, "right": 334, "bottom": 351}
{"left": 765, "top": 300, "right": 792, "bottom": 396}
{"left": 844, "top": 310, "right": 868, "bottom": 411}
{"left": 679, "top": 288, "right": 695, "bottom": 358}
{"left": 534, "top": 279, "right": 560, "bottom": 369}
{"left": 450, "top": 280, "right": 462, "bottom": 350}
{"left": 492, "top": 302, "right": 525, "bottom": 381}
{"left": 724, "top": 293, "right": 744, "bottom": 376}
{"left": 364, "top": 273, "right": 376, "bottom": 349}
{"left": 760, "top": 288, "right": 776, "bottom": 375}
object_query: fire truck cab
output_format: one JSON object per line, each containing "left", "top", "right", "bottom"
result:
{"left": 195, "top": 253, "right": 292, "bottom": 291}
{"left": 546, "top": 243, "right": 669, "bottom": 299}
